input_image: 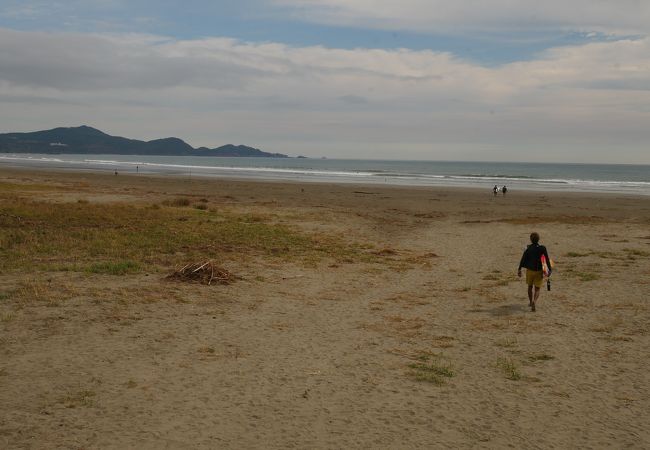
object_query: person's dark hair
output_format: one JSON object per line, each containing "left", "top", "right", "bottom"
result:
{"left": 530, "top": 232, "right": 540, "bottom": 244}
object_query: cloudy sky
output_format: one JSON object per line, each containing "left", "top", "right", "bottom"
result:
{"left": 1, "top": 0, "right": 649, "bottom": 163}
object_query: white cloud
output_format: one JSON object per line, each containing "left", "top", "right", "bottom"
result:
{"left": 273, "top": 0, "right": 650, "bottom": 35}
{"left": 0, "top": 27, "right": 649, "bottom": 162}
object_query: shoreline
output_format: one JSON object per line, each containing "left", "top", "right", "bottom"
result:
{"left": 2, "top": 164, "right": 650, "bottom": 201}
{"left": 2, "top": 155, "right": 649, "bottom": 196}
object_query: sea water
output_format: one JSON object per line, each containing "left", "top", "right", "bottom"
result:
{"left": 1, "top": 154, "right": 649, "bottom": 195}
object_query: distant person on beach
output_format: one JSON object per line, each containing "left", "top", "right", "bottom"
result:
{"left": 502, "top": 185, "right": 507, "bottom": 195}
{"left": 518, "top": 232, "right": 551, "bottom": 312}
{"left": 493, "top": 185, "right": 499, "bottom": 196}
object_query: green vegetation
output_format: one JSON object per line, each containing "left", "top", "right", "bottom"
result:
{"left": 0, "top": 194, "right": 370, "bottom": 272}
{"left": 408, "top": 355, "right": 455, "bottom": 385}
{"left": 496, "top": 357, "right": 521, "bottom": 381}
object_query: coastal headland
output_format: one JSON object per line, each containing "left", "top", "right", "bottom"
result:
{"left": 1, "top": 168, "right": 648, "bottom": 448}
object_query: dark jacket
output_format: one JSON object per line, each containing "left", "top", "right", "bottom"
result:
{"left": 519, "top": 243, "right": 551, "bottom": 273}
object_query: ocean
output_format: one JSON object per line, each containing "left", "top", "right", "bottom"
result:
{"left": 1, "top": 154, "right": 649, "bottom": 196}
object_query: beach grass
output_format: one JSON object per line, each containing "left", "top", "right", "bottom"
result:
{"left": 408, "top": 354, "right": 455, "bottom": 385}
{"left": 0, "top": 193, "right": 373, "bottom": 272}
{"left": 575, "top": 272, "right": 600, "bottom": 281}
{"left": 59, "top": 389, "right": 96, "bottom": 408}
{"left": 496, "top": 357, "right": 522, "bottom": 381}
{"left": 409, "top": 361, "right": 454, "bottom": 385}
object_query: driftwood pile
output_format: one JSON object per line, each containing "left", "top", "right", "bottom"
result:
{"left": 167, "top": 261, "right": 234, "bottom": 285}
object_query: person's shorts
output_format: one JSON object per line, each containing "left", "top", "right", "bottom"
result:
{"left": 526, "top": 269, "right": 543, "bottom": 288}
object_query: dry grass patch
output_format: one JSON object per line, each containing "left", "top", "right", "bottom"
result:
{"left": 431, "top": 335, "right": 456, "bottom": 348}
{"left": 162, "top": 197, "right": 191, "bottom": 207}
{"left": 384, "top": 315, "right": 427, "bottom": 337}
{"left": 494, "top": 337, "right": 517, "bottom": 348}
{"left": 408, "top": 354, "right": 455, "bottom": 385}
{"left": 590, "top": 317, "right": 623, "bottom": 334}
{"left": 10, "top": 280, "right": 78, "bottom": 307}
{"left": 197, "top": 346, "right": 216, "bottom": 354}
{"left": 623, "top": 248, "right": 650, "bottom": 258}
{"left": 576, "top": 272, "right": 600, "bottom": 281}
{"left": 496, "top": 357, "right": 522, "bottom": 380}
{"left": 59, "top": 389, "right": 96, "bottom": 408}
{"left": 0, "top": 195, "right": 378, "bottom": 272}
{"left": 528, "top": 353, "right": 555, "bottom": 362}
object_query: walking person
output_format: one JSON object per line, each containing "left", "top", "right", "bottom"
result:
{"left": 493, "top": 185, "right": 499, "bottom": 196}
{"left": 518, "top": 232, "right": 551, "bottom": 312}
{"left": 502, "top": 185, "right": 507, "bottom": 195}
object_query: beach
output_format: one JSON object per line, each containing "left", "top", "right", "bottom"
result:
{"left": 1, "top": 168, "right": 649, "bottom": 449}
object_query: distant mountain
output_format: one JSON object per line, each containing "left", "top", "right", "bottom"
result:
{"left": 0, "top": 126, "right": 288, "bottom": 158}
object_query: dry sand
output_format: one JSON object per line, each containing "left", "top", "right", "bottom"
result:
{"left": 1, "top": 168, "right": 649, "bottom": 449}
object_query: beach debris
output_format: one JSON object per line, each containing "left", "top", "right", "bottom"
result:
{"left": 166, "top": 260, "right": 234, "bottom": 285}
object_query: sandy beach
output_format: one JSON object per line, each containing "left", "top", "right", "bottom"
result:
{"left": 1, "top": 168, "right": 649, "bottom": 449}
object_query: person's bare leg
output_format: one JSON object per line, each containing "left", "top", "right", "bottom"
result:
{"left": 532, "top": 286, "right": 541, "bottom": 311}
{"left": 527, "top": 285, "right": 533, "bottom": 307}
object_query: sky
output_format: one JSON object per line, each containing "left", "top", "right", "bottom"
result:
{"left": 0, "top": 0, "right": 649, "bottom": 163}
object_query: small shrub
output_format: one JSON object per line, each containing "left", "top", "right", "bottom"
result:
{"left": 496, "top": 357, "right": 521, "bottom": 380}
